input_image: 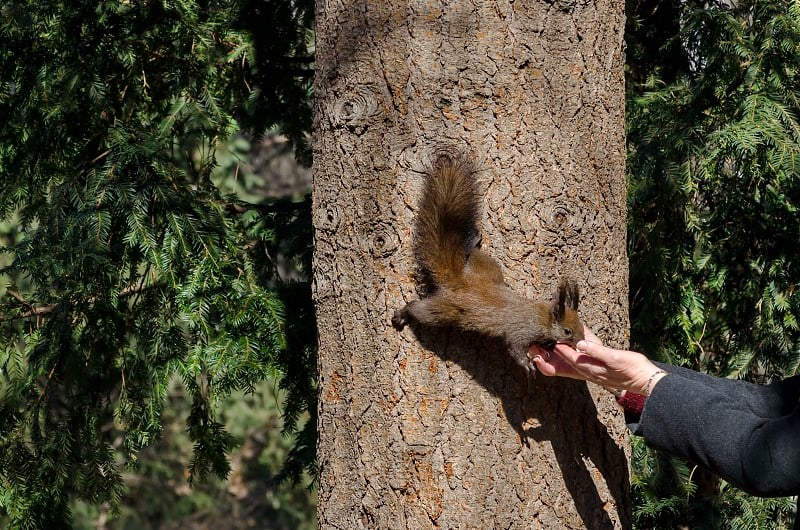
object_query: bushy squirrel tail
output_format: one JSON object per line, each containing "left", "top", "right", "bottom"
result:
{"left": 414, "top": 156, "right": 481, "bottom": 289}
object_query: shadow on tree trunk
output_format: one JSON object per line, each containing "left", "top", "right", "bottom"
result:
{"left": 408, "top": 323, "right": 630, "bottom": 529}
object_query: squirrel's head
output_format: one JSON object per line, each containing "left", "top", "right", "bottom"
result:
{"left": 550, "top": 279, "right": 585, "bottom": 346}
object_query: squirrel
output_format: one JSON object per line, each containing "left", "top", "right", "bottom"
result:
{"left": 392, "top": 155, "right": 584, "bottom": 375}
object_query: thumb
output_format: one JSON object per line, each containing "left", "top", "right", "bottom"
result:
{"left": 576, "top": 339, "right": 604, "bottom": 356}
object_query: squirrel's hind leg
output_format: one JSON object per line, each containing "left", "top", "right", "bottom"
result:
{"left": 392, "top": 296, "right": 456, "bottom": 330}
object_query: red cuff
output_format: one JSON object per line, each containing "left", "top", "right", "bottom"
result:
{"left": 617, "top": 391, "right": 646, "bottom": 415}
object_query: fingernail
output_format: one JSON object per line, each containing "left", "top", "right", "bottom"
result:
{"left": 576, "top": 340, "right": 588, "bottom": 351}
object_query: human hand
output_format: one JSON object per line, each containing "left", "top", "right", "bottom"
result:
{"left": 528, "top": 326, "right": 604, "bottom": 380}
{"left": 530, "top": 326, "right": 666, "bottom": 396}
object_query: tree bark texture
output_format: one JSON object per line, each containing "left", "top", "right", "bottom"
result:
{"left": 313, "top": 1, "right": 630, "bottom": 528}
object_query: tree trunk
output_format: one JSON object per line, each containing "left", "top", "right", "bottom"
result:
{"left": 313, "top": 1, "right": 630, "bottom": 528}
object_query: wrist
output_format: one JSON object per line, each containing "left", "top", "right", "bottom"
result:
{"left": 640, "top": 368, "right": 667, "bottom": 396}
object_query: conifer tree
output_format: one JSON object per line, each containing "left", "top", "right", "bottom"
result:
{"left": 627, "top": 0, "right": 800, "bottom": 526}
{"left": 0, "top": 1, "right": 315, "bottom": 526}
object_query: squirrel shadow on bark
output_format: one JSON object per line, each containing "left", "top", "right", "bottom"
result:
{"left": 392, "top": 154, "right": 629, "bottom": 528}
{"left": 404, "top": 326, "right": 627, "bottom": 529}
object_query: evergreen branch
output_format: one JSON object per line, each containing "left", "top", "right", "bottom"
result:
{"left": 0, "top": 290, "right": 57, "bottom": 321}
{"left": 0, "top": 284, "right": 158, "bottom": 323}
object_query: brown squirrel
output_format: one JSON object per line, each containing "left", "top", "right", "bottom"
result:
{"left": 392, "top": 155, "right": 584, "bottom": 374}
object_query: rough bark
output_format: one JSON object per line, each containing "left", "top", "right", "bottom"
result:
{"left": 313, "top": 1, "right": 630, "bottom": 528}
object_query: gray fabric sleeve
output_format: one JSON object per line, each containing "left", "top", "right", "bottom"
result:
{"left": 635, "top": 368, "right": 800, "bottom": 497}
{"left": 651, "top": 362, "right": 800, "bottom": 417}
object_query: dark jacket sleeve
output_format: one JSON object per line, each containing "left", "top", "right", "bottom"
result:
{"left": 631, "top": 363, "right": 800, "bottom": 497}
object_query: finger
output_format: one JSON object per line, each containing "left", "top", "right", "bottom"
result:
{"left": 554, "top": 342, "right": 589, "bottom": 365}
{"left": 551, "top": 345, "right": 607, "bottom": 374}
{"left": 583, "top": 325, "right": 602, "bottom": 345}
{"left": 532, "top": 351, "right": 582, "bottom": 379}
{"left": 531, "top": 355, "right": 558, "bottom": 377}
{"left": 576, "top": 338, "right": 606, "bottom": 357}
{"left": 555, "top": 344, "right": 611, "bottom": 381}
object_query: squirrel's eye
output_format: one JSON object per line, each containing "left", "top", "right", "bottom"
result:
{"left": 564, "top": 328, "right": 573, "bottom": 337}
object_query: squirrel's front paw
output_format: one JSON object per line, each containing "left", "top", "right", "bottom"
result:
{"left": 391, "top": 309, "right": 409, "bottom": 330}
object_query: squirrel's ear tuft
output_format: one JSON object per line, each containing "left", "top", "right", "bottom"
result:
{"left": 556, "top": 278, "right": 580, "bottom": 311}
{"left": 554, "top": 283, "right": 567, "bottom": 320}
{"left": 564, "top": 279, "right": 580, "bottom": 310}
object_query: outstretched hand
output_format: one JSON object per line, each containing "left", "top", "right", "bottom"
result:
{"left": 529, "top": 326, "right": 603, "bottom": 379}
{"left": 530, "top": 326, "right": 666, "bottom": 396}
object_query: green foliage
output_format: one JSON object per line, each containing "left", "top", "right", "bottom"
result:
{"left": 630, "top": 436, "right": 698, "bottom": 528}
{"left": 628, "top": 0, "right": 800, "bottom": 377}
{"left": 0, "top": 0, "right": 316, "bottom": 527}
{"left": 627, "top": 0, "right": 800, "bottom": 527}
{"left": 236, "top": 0, "right": 315, "bottom": 165}
{"left": 70, "top": 379, "right": 316, "bottom": 530}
